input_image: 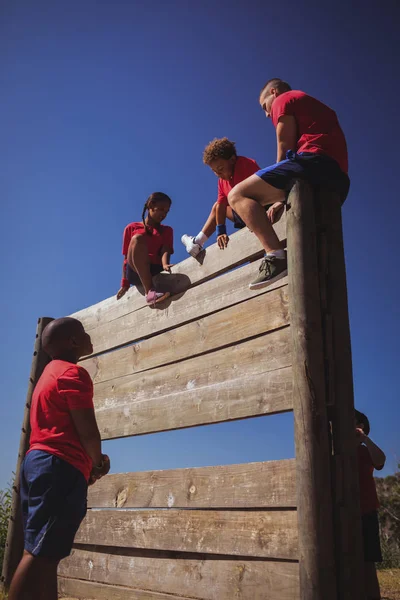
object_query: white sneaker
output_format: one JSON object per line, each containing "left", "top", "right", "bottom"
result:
{"left": 181, "top": 234, "right": 203, "bottom": 258}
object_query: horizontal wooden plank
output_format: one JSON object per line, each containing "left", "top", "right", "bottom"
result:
{"left": 83, "top": 285, "right": 289, "bottom": 386}
{"left": 88, "top": 459, "right": 296, "bottom": 509}
{"left": 75, "top": 509, "right": 298, "bottom": 559}
{"left": 59, "top": 547, "right": 299, "bottom": 600}
{"left": 85, "top": 265, "right": 288, "bottom": 356}
{"left": 70, "top": 218, "right": 286, "bottom": 333}
{"left": 94, "top": 326, "right": 292, "bottom": 439}
{"left": 59, "top": 578, "right": 194, "bottom": 600}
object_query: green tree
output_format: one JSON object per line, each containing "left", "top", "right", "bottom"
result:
{"left": 376, "top": 464, "right": 400, "bottom": 568}
{"left": 0, "top": 479, "right": 13, "bottom": 573}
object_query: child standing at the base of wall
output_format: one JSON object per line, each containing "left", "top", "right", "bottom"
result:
{"left": 8, "top": 317, "right": 110, "bottom": 600}
{"left": 355, "top": 409, "right": 386, "bottom": 600}
{"left": 117, "top": 192, "right": 174, "bottom": 306}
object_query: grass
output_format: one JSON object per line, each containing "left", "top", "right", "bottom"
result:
{"left": 379, "top": 568, "right": 400, "bottom": 600}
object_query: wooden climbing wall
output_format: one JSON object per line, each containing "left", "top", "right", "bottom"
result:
{"left": 57, "top": 215, "right": 300, "bottom": 599}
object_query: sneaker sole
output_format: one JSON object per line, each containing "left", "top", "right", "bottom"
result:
{"left": 248, "top": 268, "right": 288, "bottom": 290}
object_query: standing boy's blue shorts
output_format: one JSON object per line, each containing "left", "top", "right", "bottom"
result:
{"left": 20, "top": 450, "right": 87, "bottom": 560}
{"left": 256, "top": 150, "right": 350, "bottom": 203}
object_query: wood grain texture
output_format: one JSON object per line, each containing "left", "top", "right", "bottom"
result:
{"left": 87, "top": 459, "right": 296, "bottom": 508}
{"left": 315, "top": 188, "right": 364, "bottom": 599}
{"left": 82, "top": 285, "right": 289, "bottom": 385}
{"left": 59, "top": 547, "right": 299, "bottom": 600}
{"left": 70, "top": 217, "right": 286, "bottom": 334}
{"left": 83, "top": 264, "right": 288, "bottom": 356}
{"left": 287, "top": 182, "right": 336, "bottom": 600}
{"left": 75, "top": 509, "right": 298, "bottom": 559}
{"left": 58, "top": 578, "right": 194, "bottom": 600}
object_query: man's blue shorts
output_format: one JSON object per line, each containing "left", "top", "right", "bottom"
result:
{"left": 20, "top": 450, "right": 88, "bottom": 560}
{"left": 256, "top": 150, "right": 350, "bottom": 203}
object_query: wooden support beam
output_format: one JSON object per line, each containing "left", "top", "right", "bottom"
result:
{"left": 286, "top": 182, "right": 337, "bottom": 600}
{"left": 1, "top": 317, "right": 53, "bottom": 591}
{"left": 315, "top": 188, "right": 364, "bottom": 599}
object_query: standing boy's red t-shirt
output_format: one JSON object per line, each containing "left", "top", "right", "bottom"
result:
{"left": 358, "top": 444, "right": 380, "bottom": 515}
{"left": 217, "top": 156, "right": 260, "bottom": 207}
{"left": 122, "top": 222, "right": 174, "bottom": 265}
{"left": 28, "top": 360, "right": 94, "bottom": 481}
{"left": 270, "top": 90, "right": 348, "bottom": 174}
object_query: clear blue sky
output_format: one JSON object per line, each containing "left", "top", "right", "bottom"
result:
{"left": 1, "top": 0, "right": 399, "bottom": 489}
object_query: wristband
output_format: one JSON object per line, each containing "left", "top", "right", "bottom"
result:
{"left": 121, "top": 278, "right": 130, "bottom": 289}
{"left": 216, "top": 224, "right": 227, "bottom": 236}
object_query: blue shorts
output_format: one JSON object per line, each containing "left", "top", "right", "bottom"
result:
{"left": 126, "top": 263, "right": 164, "bottom": 286}
{"left": 20, "top": 450, "right": 87, "bottom": 560}
{"left": 256, "top": 150, "right": 350, "bottom": 203}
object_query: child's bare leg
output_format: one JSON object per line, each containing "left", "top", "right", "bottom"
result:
{"left": 228, "top": 174, "right": 285, "bottom": 253}
{"left": 365, "top": 562, "right": 381, "bottom": 600}
{"left": 8, "top": 551, "right": 36, "bottom": 600}
{"left": 8, "top": 551, "right": 59, "bottom": 600}
{"left": 127, "top": 234, "right": 153, "bottom": 294}
{"left": 201, "top": 202, "right": 218, "bottom": 238}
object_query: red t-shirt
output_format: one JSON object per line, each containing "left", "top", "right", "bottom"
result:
{"left": 122, "top": 222, "right": 174, "bottom": 265}
{"left": 217, "top": 156, "right": 260, "bottom": 207}
{"left": 358, "top": 444, "right": 379, "bottom": 515}
{"left": 28, "top": 360, "right": 95, "bottom": 481}
{"left": 271, "top": 90, "right": 348, "bottom": 174}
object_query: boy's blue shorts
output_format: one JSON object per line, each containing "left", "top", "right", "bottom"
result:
{"left": 20, "top": 450, "right": 88, "bottom": 560}
{"left": 256, "top": 151, "right": 350, "bottom": 203}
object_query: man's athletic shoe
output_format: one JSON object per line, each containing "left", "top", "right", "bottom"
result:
{"left": 249, "top": 255, "right": 288, "bottom": 290}
{"left": 146, "top": 289, "right": 170, "bottom": 306}
{"left": 181, "top": 234, "right": 203, "bottom": 258}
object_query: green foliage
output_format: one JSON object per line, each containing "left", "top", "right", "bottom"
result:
{"left": 0, "top": 477, "right": 13, "bottom": 574}
{"left": 376, "top": 464, "right": 400, "bottom": 569}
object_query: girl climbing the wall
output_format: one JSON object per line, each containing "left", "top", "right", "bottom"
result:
{"left": 116, "top": 192, "right": 174, "bottom": 306}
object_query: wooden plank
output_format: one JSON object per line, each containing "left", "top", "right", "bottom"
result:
{"left": 1, "top": 317, "right": 53, "bottom": 590}
{"left": 75, "top": 509, "right": 298, "bottom": 559}
{"left": 83, "top": 285, "right": 289, "bottom": 385}
{"left": 59, "top": 547, "right": 299, "bottom": 600}
{"left": 286, "top": 182, "right": 336, "bottom": 600}
{"left": 315, "top": 188, "right": 364, "bottom": 599}
{"left": 87, "top": 459, "right": 296, "bottom": 508}
{"left": 70, "top": 218, "right": 286, "bottom": 333}
{"left": 85, "top": 264, "right": 288, "bottom": 356}
{"left": 59, "top": 578, "right": 194, "bottom": 600}
{"left": 94, "top": 326, "right": 292, "bottom": 439}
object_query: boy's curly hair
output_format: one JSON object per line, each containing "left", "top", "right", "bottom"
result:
{"left": 203, "top": 137, "right": 237, "bottom": 165}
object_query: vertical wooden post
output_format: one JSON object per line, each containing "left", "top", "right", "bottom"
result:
{"left": 286, "top": 181, "right": 337, "bottom": 600}
{"left": 315, "top": 189, "right": 364, "bottom": 600}
{"left": 1, "top": 317, "right": 53, "bottom": 590}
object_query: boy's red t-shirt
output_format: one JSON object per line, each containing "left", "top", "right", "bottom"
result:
{"left": 122, "top": 222, "right": 174, "bottom": 265}
{"left": 270, "top": 90, "right": 348, "bottom": 174}
{"left": 217, "top": 156, "right": 260, "bottom": 207}
{"left": 358, "top": 444, "right": 380, "bottom": 515}
{"left": 28, "top": 360, "right": 95, "bottom": 481}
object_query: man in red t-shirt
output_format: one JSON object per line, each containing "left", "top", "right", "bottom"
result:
{"left": 181, "top": 137, "right": 260, "bottom": 257}
{"left": 8, "top": 318, "right": 110, "bottom": 600}
{"left": 228, "top": 78, "right": 350, "bottom": 290}
{"left": 355, "top": 410, "right": 386, "bottom": 600}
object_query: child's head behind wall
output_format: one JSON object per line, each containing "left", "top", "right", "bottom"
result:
{"left": 355, "top": 409, "right": 370, "bottom": 435}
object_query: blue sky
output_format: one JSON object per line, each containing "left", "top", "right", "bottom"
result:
{"left": 1, "top": 0, "right": 399, "bottom": 490}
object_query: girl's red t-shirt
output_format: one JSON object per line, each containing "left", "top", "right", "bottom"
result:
{"left": 122, "top": 222, "right": 174, "bottom": 265}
